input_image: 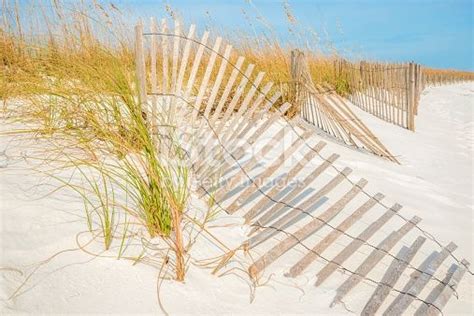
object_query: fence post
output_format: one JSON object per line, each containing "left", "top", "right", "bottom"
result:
{"left": 149, "top": 18, "right": 159, "bottom": 137}
{"left": 290, "top": 50, "right": 299, "bottom": 110}
{"left": 135, "top": 21, "right": 148, "bottom": 125}
{"left": 290, "top": 49, "right": 307, "bottom": 116}
{"left": 415, "top": 64, "right": 423, "bottom": 115}
{"left": 407, "top": 62, "right": 416, "bottom": 131}
{"left": 413, "top": 63, "right": 418, "bottom": 115}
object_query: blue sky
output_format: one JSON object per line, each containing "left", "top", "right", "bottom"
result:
{"left": 94, "top": 1, "right": 473, "bottom": 70}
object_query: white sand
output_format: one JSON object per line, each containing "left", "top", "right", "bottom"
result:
{"left": 1, "top": 83, "right": 473, "bottom": 315}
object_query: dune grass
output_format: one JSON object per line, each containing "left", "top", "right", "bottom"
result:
{"left": 1, "top": 0, "right": 473, "bottom": 283}
{"left": 1, "top": 0, "right": 192, "bottom": 280}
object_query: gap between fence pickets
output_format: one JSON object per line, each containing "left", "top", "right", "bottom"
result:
{"left": 361, "top": 236, "right": 426, "bottom": 316}
{"left": 414, "top": 259, "right": 470, "bottom": 316}
{"left": 193, "top": 66, "right": 270, "bottom": 175}
{"left": 194, "top": 71, "right": 272, "bottom": 176}
{"left": 194, "top": 57, "right": 251, "bottom": 149}
{"left": 191, "top": 36, "right": 223, "bottom": 125}
{"left": 215, "top": 70, "right": 267, "bottom": 143}
{"left": 330, "top": 215, "right": 422, "bottom": 307}
{"left": 247, "top": 178, "right": 368, "bottom": 278}
{"left": 315, "top": 203, "right": 402, "bottom": 286}
{"left": 196, "top": 97, "right": 288, "bottom": 180}
{"left": 285, "top": 192, "right": 385, "bottom": 278}
{"left": 383, "top": 242, "right": 458, "bottom": 315}
{"left": 246, "top": 158, "right": 347, "bottom": 240}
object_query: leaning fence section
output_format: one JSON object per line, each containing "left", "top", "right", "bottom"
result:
{"left": 290, "top": 50, "right": 398, "bottom": 163}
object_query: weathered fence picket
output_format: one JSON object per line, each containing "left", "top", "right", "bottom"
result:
{"left": 361, "top": 236, "right": 426, "bottom": 315}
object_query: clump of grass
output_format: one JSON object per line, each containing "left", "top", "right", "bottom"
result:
{"left": 1, "top": 0, "right": 189, "bottom": 280}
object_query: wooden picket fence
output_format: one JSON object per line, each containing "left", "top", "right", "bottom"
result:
{"left": 422, "top": 67, "right": 474, "bottom": 86}
{"left": 331, "top": 59, "right": 421, "bottom": 131}
{"left": 290, "top": 50, "right": 398, "bottom": 163}
{"left": 135, "top": 19, "right": 471, "bottom": 315}
{"left": 330, "top": 59, "right": 473, "bottom": 132}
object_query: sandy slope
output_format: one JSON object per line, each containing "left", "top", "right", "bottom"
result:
{"left": 0, "top": 83, "right": 473, "bottom": 315}
{"left": 326, "top": 83, "right": 473, "bottom": 266}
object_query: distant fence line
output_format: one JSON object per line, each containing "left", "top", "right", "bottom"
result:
{"left": 290, "top": 50, "right": 474, "bottom": 155}
{"left": 422, "top": 67, "right": 474, "bottom": 86}
{"left": 309, "top": 58, "right": 473, "bottom": 132}
{"left": 331, "top": 60, "right": 420, "bottom": 131}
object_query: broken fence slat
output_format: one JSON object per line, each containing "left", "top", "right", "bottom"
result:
{"left": 176, "top": 25, "right": 197, "bottom": 98}
{"left": 212, "top": 63, "right": 256, "bottom": 134}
